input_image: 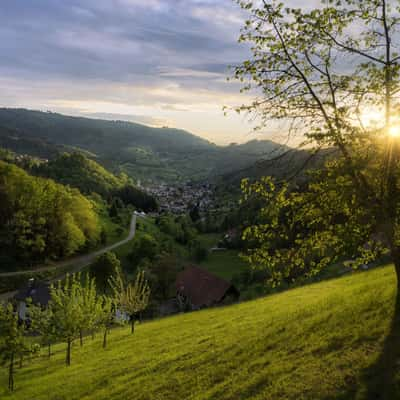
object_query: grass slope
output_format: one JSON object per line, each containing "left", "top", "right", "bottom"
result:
{"left": 1, "top": 265, "right": 398, "bottom": 399}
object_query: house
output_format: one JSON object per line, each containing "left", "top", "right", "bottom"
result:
{"left": 14, "top": 279, "right": 51, "bottom": 320}
{"left": 175, "top": 266, "right": 240, "bottom": 310}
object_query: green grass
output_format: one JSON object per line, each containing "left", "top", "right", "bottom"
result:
{"left": 197, "top": 233, "right": 249, "bottom": 281}
{"left": 200, "top": 250, "right": 249, "bottom": 281}
{"left": 1, "top": 264, "right": 399, "bottom": 399}
{"left": 197, "top": 233, "right": 221, "bottom": 249}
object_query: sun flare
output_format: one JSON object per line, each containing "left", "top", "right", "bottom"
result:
{"left": 389, "top": 125, "right": 400, "bottom": 137}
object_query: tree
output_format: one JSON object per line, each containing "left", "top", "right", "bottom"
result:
{"left": 109, "top": 200, "right": 119, "bottom": 219}
{"left": 76, "top": 274, "right": 104, "bottom": 347}
{"left": 146, "top": 254, "right": 182, "bottom": 301}
{"left": 0, "top": 303, "right": 33, "bottom": 391}
{"left": 233, "top": 0, "right": 400, "bottom": 286}
{"left": 90, "top": 252, "right": 121, "bottom": 293}
{"left": 189, "top": 204, "right": 201, "bottom": 223}
{"left": 100, "top": 228, "right": 107, "bottom": 245}
{"left": 234, "top": 0, "right": 400, "bottom": 395}
{"left": 97, "top": 295, "right": 115, "bottom": 349}
{"left": 49, "top": 274, "right": 83, "bottom": 366}
{"left": 29, "top": 303, "right": 57, "bottom": 358}
{"left": 110, "top": 269, "right": 150, "bottom": 334}
{"left": 189, "top": 240, "right": 209, "bottom": 263}
{"left": 128, "top": 234, "right": 159, "bottom": 266}
{"left": 114, "top": 184, "right": 158, "bottom": 212}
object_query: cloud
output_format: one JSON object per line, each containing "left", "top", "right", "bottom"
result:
{"left": 0, "top": 0, "right": 259, "bottom": 144}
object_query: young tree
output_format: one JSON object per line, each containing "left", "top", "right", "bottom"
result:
{"left": 0, "top": 303, "right": 33, "bottom": 391}
{"left": 96, "top": 295, "right": 115, "bottom": 349}
{"left": 110, "top": 269, "right": 150, "bottom": 334}
{"left": 77, "top": 274, "right": 104, "bottom": 347}
{"left": 49, "top": 274, "right": 83, "bottom": 366}
{"left": 29, "top": 303, "right": 57, "bottom": 358}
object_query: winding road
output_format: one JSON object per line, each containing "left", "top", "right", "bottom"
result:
{"left": 0, "top": 214, "right": 137, "bottom": 301}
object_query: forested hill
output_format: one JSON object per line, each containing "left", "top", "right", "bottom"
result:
{"left": 34, "top": 152, "right": 127, "bottom": 197}
{"left": 0, "top": 108, "right": 290, "bottom": 183}
{"left": 0, "top": 108, "right": 213, "bottom": 155}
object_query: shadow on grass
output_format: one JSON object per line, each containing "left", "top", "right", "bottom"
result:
{"left": 360, "top": 290, "right": 400, "bottom": 399}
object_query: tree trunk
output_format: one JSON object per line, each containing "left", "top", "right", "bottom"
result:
{"left": 80, "top": 330, "right": 83, "bottom": 347}
{"left": 394, "top": 256, "right": 400, "bottom": 291}
{"left": 48, "top": 343, "right": 51, "bottom": 358}
{"left": 8, "top": 352, "right": 14, "bottom": 391}
{"left": 66, "top": 339, "right": 71, "bottom": 366}
{"left": 131, "top": 319, "right": 135, "bottom": 334}
{"left": 19, "top": 355, "right": 23, "bottom": 369}
{"left": 103, "top": 328, "right": 107, "bottom": 349}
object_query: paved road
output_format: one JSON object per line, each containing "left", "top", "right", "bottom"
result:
{"left": 0, "top": 214, "right": 137, "bottom": 301}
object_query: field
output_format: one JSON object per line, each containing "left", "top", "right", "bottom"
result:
{"left": 1, "top": 264, "right": 399, "bottom": 399}
{"left": 197, "top": 233, "right": 249, "bottom": 280}
{"left": 200, "top": 250, "right": 249, "bottom": 281}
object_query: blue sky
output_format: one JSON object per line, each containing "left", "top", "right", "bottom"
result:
{"left": 0, "top": 0, "right": 271, "bottom": 144}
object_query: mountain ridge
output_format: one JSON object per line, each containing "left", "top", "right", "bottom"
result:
{"left": 0, "top": 108, "right": 292, "bottom": 183}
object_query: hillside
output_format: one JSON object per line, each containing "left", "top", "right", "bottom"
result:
{"left": 0, "top": 108, "right": 291, "bottom": 183}
{"left": 34, "top": 152, "right": 126, "bottom": 197}
{"left": 1, "top": 265, "right": 398, "bottom": 399}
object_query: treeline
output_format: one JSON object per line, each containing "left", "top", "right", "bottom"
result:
{"left": 113, "top": 184, "right": 158, "bottom": 212}
{"left": 0, "top": 268, "right": 150, "bottom": 391}
{"left": 155, "top": 214, "right": 197, "bottom": 245}
{"left": 0, "top": 161, "right": 100, "bottom": 268}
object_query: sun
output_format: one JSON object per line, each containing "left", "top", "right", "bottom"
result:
{"left": 388, "top": 125, "right": 400, "bottom": 137}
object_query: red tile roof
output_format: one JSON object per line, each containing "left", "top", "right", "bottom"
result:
{"left": 176, "top": 266, "right": 237, "bottom": 307}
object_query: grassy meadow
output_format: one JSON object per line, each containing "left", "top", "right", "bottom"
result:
{"left": 200, "top": 249, "right": 248, "bottom": 281}
{"left": 1, "top": 264, "right": 399, "bottom": 399}
{"left": 197, "top": 233, "right": 249, "bottom": 280}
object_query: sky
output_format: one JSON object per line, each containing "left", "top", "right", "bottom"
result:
{"left": 0, "top": 0, "right": 276, "bottom": 145}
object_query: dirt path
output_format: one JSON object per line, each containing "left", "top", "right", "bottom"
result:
{"left": 0, "top": 214, "right": 137, "bottom": 301}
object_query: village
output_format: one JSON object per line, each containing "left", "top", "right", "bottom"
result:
{"left": 144, "top": 182, "right": 214, "bottom": 214}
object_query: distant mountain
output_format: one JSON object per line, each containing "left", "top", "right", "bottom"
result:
{"left": 0, "top": 108, "right": 292, "bottom": 183}
{"left": 216, "top": 147, "right": 335, "bottom": 199}
{"left": 0, "top": 108, "right": 212, "bottom": 153}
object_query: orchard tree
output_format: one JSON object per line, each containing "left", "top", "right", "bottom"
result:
{"left": 77, "top": 274, "right": 104, "bottom": 347}
{"left": 110, "top": 269, "right": 150, "bottom": 334}
{"left": 97, "top": 295, "right": 115, "bottom": 349}
{"left": 29, "top": 303, "right": 57, "bottom": 358}
{"left": 0, "top": 303, "right": 34, "bottom": 391}
{"left": 49, "top": 274, "right": 83, "bottom": 366}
